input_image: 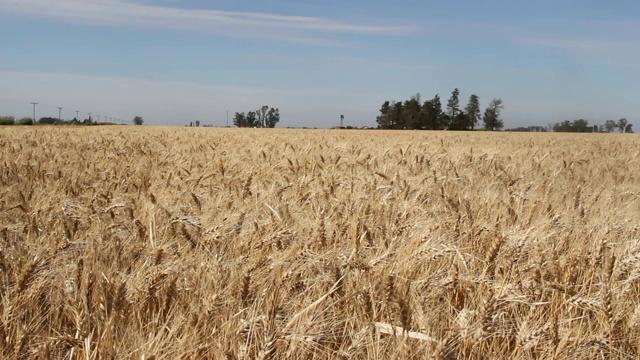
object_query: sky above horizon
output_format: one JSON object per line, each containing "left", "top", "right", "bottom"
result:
{"left": 1, "top": 0, "right": 639, "bottom": 128}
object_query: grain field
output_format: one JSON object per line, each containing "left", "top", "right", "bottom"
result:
{"left": 1, "top": 126, "right": 639, "bottom": 359}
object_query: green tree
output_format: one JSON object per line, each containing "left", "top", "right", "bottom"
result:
{"left": 265, "top": 107, "right": 280, "bottom": 128}
{"left": 133, "top": 116, "right": 144, "bottom": 125}
{"left": 483, "top": 98, "right": 504, "bottom": 131}
{"left": 573, "top": 119, "right": 590, "bottom": 132}
{"left": 625, "top": 123, "right": 633, "bottom": 133}
{"left": 446, "top": 88, "right": 460, "bottom": 125}
{"left": 376, "top": 101, "right": 391, "bottom": 129}
{"left": 465, "top": 94, "right": 481, "bottom": 130}
{"left": 233, "top": 112, "right": 247, "bottom": 127}
{"left": 391, "top": 101, "right": 404, "bottom": 129}
{"left": 422, "top": 94, "right": 444, "bottom": 130}
{"left": 0, "top": 116, "right": 15, "bottom": 125}
{"left": 403, "top": 93, "right": 421, "bottom": 129}
{"left": 18, "top": 117, "right": 33, "bottom": 125}
{"left": 448, "top": 111, "right": 470, "bottom": 130}
{"left": 38, "top": 117, "right": 57, "bottom": 124}
{"left": 375, "top": 91, "right": 495, "bottom": 131}
{"left": 604, "top": 120, "right": 616, "bottom": 133}
{"left": 195, "top": 120, "right": 200, "bottom": 127}
{"left": 553, "top": 120, "right": 572, "bottom": 132}
{"left": 246, "top": 111, "right": 257, "bottom": 127}
{"left": 235, "top": 107, "right": 278, "bottom": 127}
{"left": 618, "top": 118, "right": 628, "bottom": 133}
{"left": 256, "top": 105, "right": 269, "bottom": 128}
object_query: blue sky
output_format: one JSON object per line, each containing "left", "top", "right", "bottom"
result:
{"left": 1, "top": 0, "right": 639, "bottom": 128}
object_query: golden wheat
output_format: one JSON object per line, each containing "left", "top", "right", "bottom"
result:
{"left": 0, "top": 126, "right": 639, "bottom": 359}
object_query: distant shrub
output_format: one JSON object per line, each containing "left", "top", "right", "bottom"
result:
{"left": 18, "top": 117, "right": 34, "bottom": 125}
{"left": 38, "top": 117, "right": 58, "bottom": 124}
{"left": 0, "top": 116, "right": 15, "bottom": 125}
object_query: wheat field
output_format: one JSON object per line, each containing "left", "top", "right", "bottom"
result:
{"left": 1, "top": 126, "right": 639, "bottom": 359}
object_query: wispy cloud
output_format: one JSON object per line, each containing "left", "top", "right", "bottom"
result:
{"left": 424, "top": 18, "right": 640, "bottom": 69}
{"left": 472, "top": 18, "right": 639, "bottom": 69}
{"left": 518, "top": 35, "right": 640, "bottom": 68}
{"left": 257, "top": 54, "right": 451, "bottom": 72}
{"left": 521, "top": 37, "right": 623, "bottom": 53}
{"left": 0, "top": 0, "right": 420, "bottom": 45}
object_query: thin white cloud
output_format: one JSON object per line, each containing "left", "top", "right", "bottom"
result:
{"left": 427, "top": 19, "right": 640, "bottom": 69}
{"left": 0, "top": 0, "right": 420, "bottom": 44}
{"left": 521, "top": 37, "right": 621, "bottom": 53}
{"left": 518, "top": 35, "right": 640, "bottom": 68}
{"left": 255, "top": 54, "right": 451, "bottom": 72}
{"left": 455, "top": 18, "right": 638, "bottom": 69}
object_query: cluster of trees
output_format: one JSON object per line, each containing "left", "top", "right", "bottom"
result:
{"left": 553, "top": 118, "right": 633, "bottom": 133}
{"left": 0, "top": 116, "right": 32, "bottom": 125}
{"left": 38, "top": 116, "right": 123, "bottom": 125}
{"left": 37, "top": 117, "right": 94, "bottom": 125}
{"left": 233, "top": 105, "right": 280, "bottom": 128}
{"left": 375, "top": 89, "right": 504, "bottom": 131}
{"left": 505, "top": 126, "right": 548, "bottom": 132}
{"left": 1, "top": 115, "right": 142, "bottom": 126}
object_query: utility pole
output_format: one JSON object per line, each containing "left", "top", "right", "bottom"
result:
{"left": 226, "top": 111, "right": 229, "bottom": 127}
{"left": 97, "top": 115, "right": 100, "bottom": 122}
{"left": 75, "top": 110, "right": 79, "bottom": 121}
{"left": 58, "top": 107, "right": 63, "bottom": 123}
{"left": 88, "top": 113, "right": 92, "bottom": 122}
{"left": 30, "top": 102, "right": 38, "bottom": 123}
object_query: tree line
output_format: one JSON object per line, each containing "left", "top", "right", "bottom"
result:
{"left": 233, "top": 105, "right": 280, "bottom": 128}
{"left": 552, "top": 118, "right": 633, "bottom": 133}
{"left": 0, "top": 116, "right": 32, "bottom": 125}
{"left": 0, "top": 115, "right": 143, "bottom": 126}
{"left": 375, "top": 89, "right": 504, "bottom": 131}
